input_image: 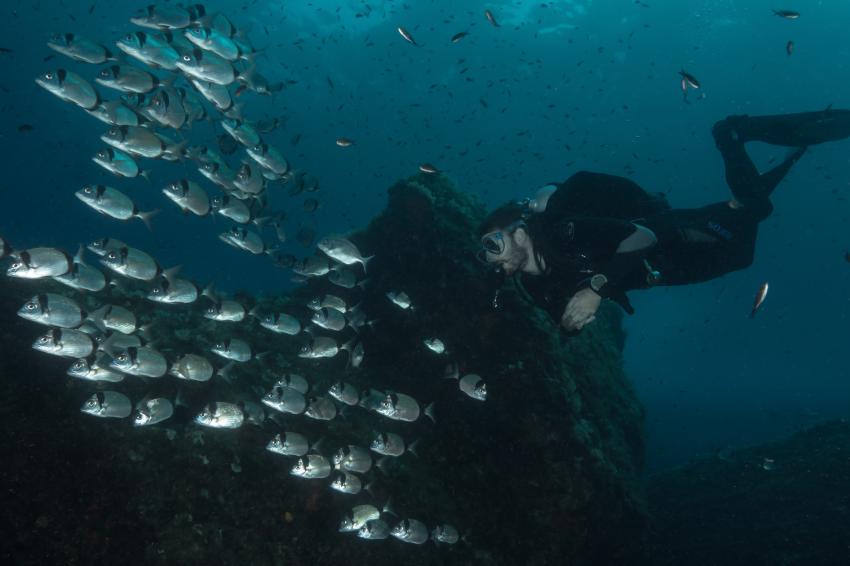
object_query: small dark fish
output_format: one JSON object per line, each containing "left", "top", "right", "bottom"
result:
{"left": 451, "top": 31, "right": 468, "bottom": 43}
{"left": 296, "top": 224, "right": 316, "bottom": 247}
{"left": 772, "top": 9, "right": 800, "bottom": 20}
{"left": 679, "top": 70, "right": 700, "bottom": 89}
{"left": 291, "top": 133, "right": 302, "bottom": 146}
{"left": 844, "top": 251, "right": 849, "bottom": 263}
{"left": 88, "top": 3, "right": 96, "bottom": 15}
{"left": 0, "top": 47, "right": 12, "bottom": 54}
{"left": 43, "top": 54, "right": 55, "bottom": 62}
{"left": 419, "top": 163, "right": 439, "bottom": 174}
{"left": 750, "top": 282, "right": 769, "bottom": 318}
{"left": 303, "top": 198, "right": 320, "bottom": 213}
{"left": 336, "top": 137, "right": 354, "bottom": 147}
{"left": 217, "top": 133, "right": 239, "bottom": 155}
{"left": 484, "top": 9, "right": 500, "bottom": 27}
{"left": 786, "top": 40, "right": 794, "bottom": 56}
{"left": 17, "top": 124, "right": 33, "bottom": 133}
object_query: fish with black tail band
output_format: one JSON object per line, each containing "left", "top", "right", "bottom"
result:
{"left": 195, "top": 401, "right": 244, "bottom": 429}
{"left": 317, "top": 237, "right": 372, "bottom": 273}
{"left": 133, "top": 398, "right": 174, "bottom": 426}
{"left": 116, "top": 31, "right": 180, "bottom": 70}
{"left": 92, "top": 147, "right": 150, "bottom": 180}
{"left": 48, "top": 33, "right": 115, "bottom": 64}
{"left": 262, "top": 384, "right": 306, "bottom": 415}
{"left": 390, "top": 518, "right": 430, "bottom": 544}
{"left": 81, "top": 391, "right": 132, "bottom": 419}
{"left": 109, "top": 346, "right": 168, "bottom": 377}
{"left": 290, "top": 454, "right": 331, "bottom": 479}
{"left": 67, "top": 355, "right": 125, "bottom": 383}
{"left": 18, "top": 294, "right": 86, "bottom": 328}
{"left": 75, "top": 185, "right": 157, "bottom": 228}
{"left": 36, "top": 69, "right": 99, "bottom": 110}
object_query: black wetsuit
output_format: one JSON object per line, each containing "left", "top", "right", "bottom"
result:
{"left": 517, "top": 109, "right": 850, "bottom": 324}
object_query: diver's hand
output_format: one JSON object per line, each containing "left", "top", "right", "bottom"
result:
{"left": 561, "top": 288, "right": 602, "bottom": 332}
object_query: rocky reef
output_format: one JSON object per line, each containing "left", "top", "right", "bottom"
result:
{"left": 0, "top": 172, "right": 646, "bottom": 565}
{"left": 646, "top": 419, "right": 850, "bottom": 565}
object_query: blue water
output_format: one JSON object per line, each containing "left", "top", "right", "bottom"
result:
{"left": 1, "top": 0, "right": 848, "bottom": 474}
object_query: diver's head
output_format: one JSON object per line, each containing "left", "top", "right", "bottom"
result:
{"left": 477, "top": 202, "right": 536, "bottom": 275}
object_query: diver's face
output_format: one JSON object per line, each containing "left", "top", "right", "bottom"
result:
{"left": 483, "top": 227, "right": 529, "bottom": 275}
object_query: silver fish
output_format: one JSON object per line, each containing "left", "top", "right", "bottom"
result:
{"left": 424, "top": 338, "right": 447, "bottom": 354}
{"left": 390, "top": 518, "right": 430, "bottom": 544}
{"left": 210, "top": 338, "right": 252, "bottom": 362}
{"left": 131, "top": 4, "right": 200, "bottom": 29}
{"left": 305, "top": 396, "right": 337, "bottom": 421}
{"left": 339, "top": 505, "right": 380, "bottom": 532}
{"left": 328, "top": 381, "right": 359, "bottom": 406}
{"left": 246, "top": 142, "right": 288, "bottom": 175}
{"left": 370, "top": 432, "right": 409, "bottom": 457}
{"left": 116, "top": 31, "right": 180, "bottom": 70}
{"left": 233, "top": 163, "right": 266, "bottom": 195}
{"left": 90, "top": 305, "right": 137, "bottom": 334}
{"left": 184, "top": 26, "right": 241, "bottom": 60}
{"left": 190, "top": 78, "right": 234, "bottom": 112}
{"left": 376, "top": 392, "right": 433, "bottom": 423}
{"left": 195, "top": 401, "right": 244, "bottom": 429}
{"left": 330, "top": 471, "right": 362, "bottom": 495}
{"left": 317, "top": 237, "right": 372, "bottom": 273}
{"left": 143, "top": 86, "right": 187, "bottom": 129}
{"left": 133, "top": 398, "right": 174, "bottom": 426}
{"left": 101, "top": 332, "right": 144, "bottom": 353}
{"left": 386, "top": 291, "right": 413, "bottom": 310}
{"left": 81, "top": 391, "right": 132, "bottom": 419}
{"left": 47, "top": 33, "right": 114, "bottom": 64}
{"left": 290, "top": 454, "right": 331, "bottom": 479}
{"left": 95, "top": 65, "right": 160, "bottom": 93}
{"left": 100, "top": 246, "right": 161, "bottom": 281}
{"left": 266, "top": 432, "right": 311, "bottom": 457}
{"left": 87, "top": 238, "right": 126, "bottom": 257}
{"left": 36, "top": 69, "right": 99, "bottom": 110}
{"left": 101, "top": 126, "right": 171, "bottom": 159}
{"left": 459, "top": 374, "right": 487, "bottom": 401}
{"left": 333, "top": 445, "right": 372, "bottom": 473}
{"left": 18, "top": 293, "right": 85, "bottom": 328}
{"left": 311, "top": 308, "right": 346, "bottom": 331}
{"left": 33, "top": 328, "right": 93, "bottom": 358}
{"left": 261, "top": 384, "right": 306, "bottom": 415}
{"left": 431, "top": 524, "right": 460, "bottom": 544}
{"left": 75, "top": 185, "right": 156, "bottom": 227}
{"left": 169, "top": 353, "right": 214, "bottom": 381}
{"left": 292, "top": 256, "right": 331, "bottom": 278}
{"left": 298, "top": 337, "right": 339, "bottom": 359}
{"left": 203, "top": 299, "right": 246, "bottom": 322}
{"left": 274, "top": 374, "right": 310, "bottom": 395}
{"left": 67, "top": 355, "right": 125, "bottom": 383}
{"left": 163, "top": 179, "right": 211, "bottom": 216}
{"left": 53, "top": 256, "right": 107, "bottom": 293}
{"left": 210, "top": 195, "right": 251, "bottom": 223}
{"left": 147, "top": 277, "right": 200, "bottom": 304}
{"left": 255, "top": 311, "right": 301, "bottom": 335}
{"left": 219, "top": 226, "right": 274, "bottom": 255}
{"left": 92, "top": 147, "right": 148, "bottom": 180}
{"left": 176, "top": 48, "right": 237, "bottom": 85}
{"left": 328, "top": 268, "right": 363, "bottom": 289}
{"left": 221, "top": 118, "right": 261, "bottom": 147}
{"left": 7, "top": 247, "right": 71, "bottom": 279}
{"left": 86, "top": 100, "right": 141, "bottom": 127}
{"left": 109, "top": 346, "right": 168, "bottom": 377}
{"left": 307, "top": 294, "right": 347, "bottom": 313}
{"left": 358, "top": 519, "right": 390, "bottom": 540}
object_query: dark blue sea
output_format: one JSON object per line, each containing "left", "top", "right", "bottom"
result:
{"left": 1, "top": 1, "right": 849, "bottom": 564}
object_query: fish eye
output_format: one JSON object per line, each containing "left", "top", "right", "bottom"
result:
{"left": 117, "top": 353, "right": 128, "bottom": 362}
{"left": 97, "top": 150, "right": 107, "bottom": 158}
{"left": 108, "top": 127, "right": 119, "bottom": 136}
{"left": 84, "top": 186, "right": 94, "bottom": 194}
{"left": 107, "top": 251, "right": 117, "bottom": 260}
{"left": 99, "top": 68, "right": 110, "bottom": 77}
{"left": 72, "top": 360, "right": 86, "bottom": 370}
{"left": 39, "top": 336, "right": 50, "bottom": 344}
{"left": 124, "top": 34, "right": 134, "bottom": 41}
{"left": 182, "top": 54, "right": 192, "bottom": 62}
{"left": 26, "top": 302, "right": 36, "bottom": 310}
{"left": 44, "top": 72, "right": 54, "bottom": 80}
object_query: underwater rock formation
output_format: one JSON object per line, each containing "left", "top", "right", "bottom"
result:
{"left": 646, "top": 419, "right": 850, "bottom": 565}
{"left": 0, "top": 172, "right": 646, "bottom": 565}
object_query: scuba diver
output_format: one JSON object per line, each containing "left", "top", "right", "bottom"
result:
{"left": 478, "top": 109, "right": 850, "bottom": 333}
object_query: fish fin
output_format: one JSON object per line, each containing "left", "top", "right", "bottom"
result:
{"left": 88, "top": 305, "right": 109, "bottom": 331}
{"left": 263, "top": 245, "right": 279, "bottom": 257}
{"left": 382, "top": 497, "right": 397, "bottom": 516}
{"left": 98, "top": 333, "right": 119, "bottom": 356}
{"left": 174, "top": 383, "right": 189, "bottom": 408}
{"left": 376, "top": 456, "right": 390, "bottom": 473}
{"left": 137, "top": 323, "right": 153, "bottom": 340}
{"left": 139, "top": 169, "right": 151, "bottom": 182}
{"left": 356, "top": 278, "right": 370, "bottom": 289}
{"left": 424, "top": 402, "right": 436, "bottom": 424}
{"left": 201, "top": 283, "right": 216, "bottom": 301}
{"left": 408, "top": 439, "right": 420, "bottom": 457}
{"left": 162, "top": 265, "right": 181, "bottom": 282}
{"left": 255, "top": 351, "right": 271, "bottom": 360}
{"left": 248, "top": 306, "right": 261, "bottom": 318}
{"left": 136, "top": 209, "right": 160, "bottom": 231}
{"left": 73, "top": 244, "right": 87, "bottom": 265}
{"left": 365, "top": 480, "right": 378, "bottom": 497}
{"left": 217, "top": 361, "right": 235, "bottom": 383}
{"left": 360, "top": 255, "right": 374, "bottom": 274}
{"left": 443, "top": 362, "right": 459, "bottom": 379}
{"left": 310, "top": 436, "right": 326, "bottom": 453}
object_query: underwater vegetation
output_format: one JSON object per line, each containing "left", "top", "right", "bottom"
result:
{"left": 646, "top": 419, "right": 850, "bottom": 565}
{"left": 1, "top": 171, "right": 647, "bottom": 565}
